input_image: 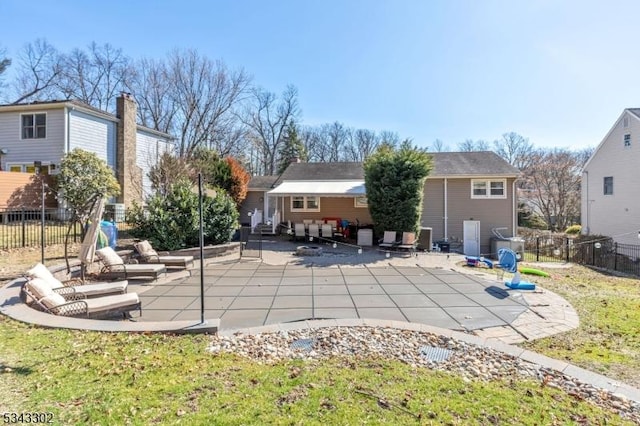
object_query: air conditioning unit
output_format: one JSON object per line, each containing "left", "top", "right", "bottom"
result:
{"left": 105, "top": 203, "right": 126, "bottom": 223}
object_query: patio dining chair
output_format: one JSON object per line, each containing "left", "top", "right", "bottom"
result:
{"left": 308, "top": 223, "right": 320, "bottom": 241}
{"left": 294, "top": 223, "right": 306, "bottom": 241}
{"left": 321, "top": 224, "right": 333, "bottom": 239}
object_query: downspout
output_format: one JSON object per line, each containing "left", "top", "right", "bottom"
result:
{"left": 584, "top": 171, "right": 589, "bottom": 235}
{"left": 512, "top": 179, "right": 517, "bottom": 236}
{"left": 65, "top": 106, "right": 71, "bottom": 154}
{"left": 443, "top": 178, "right": 448, "bottom": 241}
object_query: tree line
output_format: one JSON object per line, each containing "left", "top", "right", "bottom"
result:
{"left": 0, "top": 40, "right": 594, "bottom": 231}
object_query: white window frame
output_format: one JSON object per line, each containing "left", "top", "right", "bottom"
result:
{"left": 20, "top": 112, "right": 47, "bottom": 139}
{"left": 471, "top": 179, "right": 507, "bottom": 199}
{"left": 354, "top": 196, "right": 368, "bottom": 208}
{"left": 290, "top": 195, "right": 321, "bottom": 212}
{"left": 624, "top": 134, "right": 631, "bottom": 148}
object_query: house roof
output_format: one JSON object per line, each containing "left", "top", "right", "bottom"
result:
{"left": 248, "top": 175, "right": 279, "bottom": 190}
{"left": 0, "top": 99, "right": 173, "bottom": 140}
{"left": 272, "top": 151, "right": 518, "bottom": 182}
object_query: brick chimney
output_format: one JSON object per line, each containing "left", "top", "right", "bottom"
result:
{"left": 115, "top": 93, "right": 142, "bottom": 206}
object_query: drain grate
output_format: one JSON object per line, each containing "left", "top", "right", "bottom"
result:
{"left": 419, "top": 346, "right": 453, "bottom": 362}
{"left": 290, "top": 338, "right": 314, "bottom": 351}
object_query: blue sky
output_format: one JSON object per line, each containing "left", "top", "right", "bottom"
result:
{"left": 1, "top": 0, "right": 639, "bottom": 150}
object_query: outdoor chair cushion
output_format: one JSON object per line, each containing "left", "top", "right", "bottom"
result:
{"left": 25, "top": 277, "right": 56, "bottom": 299}
{"left": 96, "top": 247, "right": 125, "bottom": 266}
{"left": 26, "top": 263, "right": 64, "bottom": 288}
{"left": 84, "top": 293, "right": 140, "bottom": 314}
{"left": 134, "top": 240, "right": 158, "bottom": 258}
{"left": 40, "top": 292, "right": 67, "bottom": 310}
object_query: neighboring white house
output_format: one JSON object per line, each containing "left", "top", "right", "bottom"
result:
{"left": 0, "top": 93, "right": 173, "bottom": 210}
{"left": 581, "top": 108, "right": 640, "bottom": 245}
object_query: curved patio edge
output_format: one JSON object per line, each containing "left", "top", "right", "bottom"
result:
{"left": 219, "top": 318, "right": 640, "bottom": 404}
{"left": 0, "top": 277, "right": 218, "bottom": 334}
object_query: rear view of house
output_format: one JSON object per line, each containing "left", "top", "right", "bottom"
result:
{"left": 244, "top": 151, "right": 519, "bottom": 256}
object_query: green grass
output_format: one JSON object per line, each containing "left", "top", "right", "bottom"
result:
{"left": 520, "top": 265, "right": 640, "bottom": 385}
{"left": 0, "top": 316, "right": 635, "bottom": 425}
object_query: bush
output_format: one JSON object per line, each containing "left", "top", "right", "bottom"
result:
{"left": 126, "top": 179, "right": 239, "bottom": 250}
{"left": 565, "top": 224, "right": 582, "bottom": 235}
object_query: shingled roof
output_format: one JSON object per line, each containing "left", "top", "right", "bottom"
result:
{"left": 268, "top": 151, "right": 518, "bottom": 182}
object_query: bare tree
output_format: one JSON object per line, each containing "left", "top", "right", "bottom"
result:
{"left": 493, "top": 132, "right": 534, "bottom": 170}
{"left": 0, "top": 46, "right": 11, "bottom": 98}
{"left": 58, "top": 42, "right": 135, "bottom": 112}
{"left": 521, "top": 148, "right": 583, "bottom": 231}
{"left": 431, "top": 138, "right": 448, "bottom": 152}
{"left": 168, "top": 49, "right": 250, "bottom": 158}
{"left": 378, "top": 130, "right": 400, "bottom": 146}
{"left": 345, "top": 128, "right": 380, "bottom": 161}
{"left": 241, "top": 85, "right": 299, "bottom": 175}
{"left": 127, "top": 57, "right": 176, "bottom": 134}
{"left": 323, "top": 121, "right": 350, "bottom": 162}
{"left": 458, "top": 139, "right": 489, "bottom": 151}
{"left": 10, "top": 39, "right": 63, "bottom": 104}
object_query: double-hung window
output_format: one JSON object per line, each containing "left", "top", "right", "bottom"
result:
{"left": 21, "top": 113, "right": 46, "bottom": 139}
{"left": 471, "top": 179, "right": 507, "bottom": 199}
{"left": 291, "top": 196, "right": 320, "bottom": 212}
{"left": 624, "top": 134, "right": 631, "bottom": 147}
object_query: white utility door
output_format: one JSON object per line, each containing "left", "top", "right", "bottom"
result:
{"left": 463, "top": 220, "right": 481, "bottom": 256}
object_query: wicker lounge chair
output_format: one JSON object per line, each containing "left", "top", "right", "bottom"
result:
{"left": 22, "top": 279, "right": 141, "bottom": 319}
{"left": 96, "top": 247, "right": 166, "bottom": 281}
{"left": 25, "top": 263, "right": 128, "bottom": 299}
{"left": 133, "top": 240, "right": 194, "bottom": 269}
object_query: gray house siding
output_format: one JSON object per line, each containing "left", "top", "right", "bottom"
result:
{"left": 422, "top": 177, "right": 516, "bottom": 254}
{"left": 68, "top": 109, "right": 117, "bottom": 168}
{"left": 240, "top": 191, "right": 264, "bottom": 225}
{"left": 0, "top": 109, "right": 65, "bottom": 170}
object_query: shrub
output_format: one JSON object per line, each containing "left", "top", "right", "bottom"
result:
{"left": 364, "top": 141, "right": 433, "bottom": 236}
{"left": 126, "top": 179, "right": 239, "bottom": 250}
{"left": 565, "top": 224, "right": 582, "bottom": 235}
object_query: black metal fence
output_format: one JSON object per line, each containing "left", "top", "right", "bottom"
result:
{"left": 0, "top": 208, "right": 80, "bottom": 250}
{"left": 522, "top": 234, "right": 640, "bottom": 277}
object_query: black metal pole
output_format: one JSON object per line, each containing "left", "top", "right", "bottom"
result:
{"left": 198, "top": 173, "right": 205, "bottom": 324}
{"left": 41, "top": 180, "right": 45, "bottom": 264}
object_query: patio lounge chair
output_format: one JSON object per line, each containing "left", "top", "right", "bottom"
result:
{"left": 378, "top": 231, "right": 399, "bottom": 250}
{"left": 96, "top": 247, "right": 166, "bottom": 281}
{"left": 396, "top": 232, "right": 417, "bottom": 256}
{"left": 25, "top": 263, "right": 128, "bottom": 299}
{"left": 22, "top": 279, "right": 141, "bottom": 319}
{"left": 134, "top": 240, "right": 194, "bottom": 269}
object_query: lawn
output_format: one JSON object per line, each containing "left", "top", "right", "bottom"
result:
{"left": 0, "top": 316, "right": 635, "bottom": 425}
{"left": 520, "top": 265, "right": 640, "bottom": 387}
{"left": 1, "top": 249, "right": 639, "bottom": 423}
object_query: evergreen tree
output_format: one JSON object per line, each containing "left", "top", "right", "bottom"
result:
{"left": 277, "top": 120, "right": 308, "bottom": 174}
